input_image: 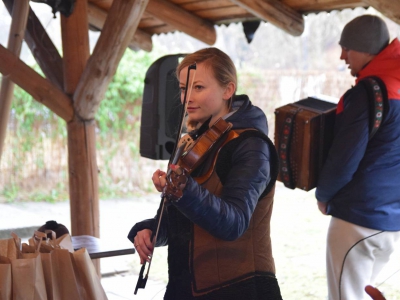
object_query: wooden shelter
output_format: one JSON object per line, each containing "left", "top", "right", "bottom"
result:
{"left": 0, "top": 0, "right": 399, "bottom": 241}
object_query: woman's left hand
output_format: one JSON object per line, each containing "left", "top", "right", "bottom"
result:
{"left": 152, "top": 169, "right": 167, "bottom": 192}
{"left": 163, "top": 164, "right": 188, "bottom": 202}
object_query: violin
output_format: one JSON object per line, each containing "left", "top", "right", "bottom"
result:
{"left": 134, "top": 63, "right": 239, "bottom": 294}
{"left": 177, "top": 117, "right": 239, "bottom": 183}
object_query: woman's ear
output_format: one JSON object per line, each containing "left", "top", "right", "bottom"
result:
{"left": 223, "top": 82, "right": 236, "bottom": 100}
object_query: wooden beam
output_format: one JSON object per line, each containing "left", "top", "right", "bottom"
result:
{"left": 3, "top": 0, "right": 64, "bottom": 90}
{"left": 74, "top": 0, "right": 149, "bottom": 120}
{"left": 230, "top": 0, "right": 304, "bottom": 36}
{"left": 146, "top": 0, "right": 216, "bottom": 45}
{"left": 88, "top": 3, "right": 152, "bottom": 52}
{"left": 0, "top": 45, "right": 73, "bottom": 121}
{"left": 363, "top": 0, "right": 400, "bottom": 25}
{"left": 0, "top": 0, "right": 29, "bottom": 160}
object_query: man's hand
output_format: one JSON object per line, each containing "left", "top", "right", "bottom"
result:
{"left": 365, "top": 285, "right": 386, "bottom": 300}
{"left": 317, "top": 201, "right": 328, "bottom": 215}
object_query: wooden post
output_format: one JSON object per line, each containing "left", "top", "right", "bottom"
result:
{"left": 60, "top": 0, "right": 101, "bottom": 274}
{"left": 0, "top": 0, "right": 29, "bottom": 160}
{"left": 60, "top": 0, "right": 97, "bottom": 235}
{"left": 67, "top": 118, "right": 99, "bottom": 236}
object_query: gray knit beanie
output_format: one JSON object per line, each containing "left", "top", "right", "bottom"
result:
{"left": 339, "top": 15, "right": 390, "bottom": 55}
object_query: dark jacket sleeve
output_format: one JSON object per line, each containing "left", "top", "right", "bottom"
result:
{"left": 173, "top": 136, "right": 271, "bottom": 241}
{"left": 316, "top": 84, "right": 370, "bottom": 202}
{"left": 127, "top": 203, "right": 169, "bottom": 247}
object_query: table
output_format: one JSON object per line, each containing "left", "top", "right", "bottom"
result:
{"left": 71, "top": 235, "right": 136, "bottom": 259}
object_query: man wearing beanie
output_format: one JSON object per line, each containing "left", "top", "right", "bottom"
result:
{"left": 315, "top": 14, "right": 400, "bottom": 300}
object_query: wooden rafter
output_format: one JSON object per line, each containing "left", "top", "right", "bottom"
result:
{"left": 145, "top": 0, "right": 216, "bottom": 45}
{"left": 74, "top": 0, "right": 149, "bottom": 120}
{"left": 363, "top": 0, "right": 400, "bottom": 25}
{"left": 3, "top": 0, "right": 64, "bottom": 90}
{"left": 86, "top": 0, "right": 400, "bottom": 39}
{"left": 88, "top": 3, "right": 153, "bottom": 52}
{"left": 88, "top": 0, "right": 113, "bottom": 10}
{"left": 0, "top": 45, "right": 73, "bottom": 121}
{"left": 230, "top": 0, "right": 304, "bottom": 36}
{"left": 282, "top": 0, "right": 364, "bottom": 12}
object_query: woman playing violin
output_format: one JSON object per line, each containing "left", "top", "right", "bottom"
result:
{"left": 128, "top": 47, "right": 282, "bottom": 300}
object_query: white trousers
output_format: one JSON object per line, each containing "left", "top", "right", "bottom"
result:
{"left": 326, "top": 217, "right": 400, "bottom": 300}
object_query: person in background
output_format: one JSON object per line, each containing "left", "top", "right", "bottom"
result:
{"left": 37, "top": 220, "right": 69, "bottom": 239}
{"left": 128, "top": 47, "right": 282, "bottom": 299}
{"left": 316, "top": 15, "right": 400, "bottom": 300}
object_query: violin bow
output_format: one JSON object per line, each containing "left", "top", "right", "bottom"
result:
{"left": 134, "top": 63, "right": 197, "bottom": 295}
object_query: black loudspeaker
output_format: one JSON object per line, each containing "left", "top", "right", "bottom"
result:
{"left": 140, "top": 54, "right": 186, "bottom": 160}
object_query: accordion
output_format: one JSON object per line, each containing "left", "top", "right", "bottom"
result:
{"left": 274, "top": 98, "right": 337, "bottom": 191}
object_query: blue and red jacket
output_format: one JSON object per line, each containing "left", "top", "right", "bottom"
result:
{"left": 316, "top": 38, "right": 400, "bottom": 231}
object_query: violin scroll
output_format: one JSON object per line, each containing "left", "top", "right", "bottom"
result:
{"left": 163, "top": 165, "right": 189, "bottom": 202}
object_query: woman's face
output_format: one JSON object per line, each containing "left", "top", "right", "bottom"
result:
{"left": 179, "top": 62, "right": 234, "bottom": 126}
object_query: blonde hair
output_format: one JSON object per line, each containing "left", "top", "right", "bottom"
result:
{"left": 176, "top": 48, "right": 237, "bottom": 130}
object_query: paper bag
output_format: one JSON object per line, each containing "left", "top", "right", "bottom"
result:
{"left": 0, "top": 256, "right": 12, "bottom": 300}
{"left": 0, "top": 238, "right": 18, "bottom": 260}
{"left": 30, "top": 232, "right": 106, "bottom": 300}
{"left": 72, "top": 248, "right": 108, "bottom": 300}
{"left": 40, "top": 249, "right": 81, "bottom": 300}
{"left": 11, "top": 252, "right": 47, "bottom": 300}
{"left": 50, "top": 233, "right": 74, "bottom": 253}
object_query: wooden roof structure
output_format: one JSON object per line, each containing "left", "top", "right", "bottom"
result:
{"left": 0, "top": 0, "right": 399, "bottom": 242}
{"left": 88, "top": 0, "right": 400, "bottom": 52}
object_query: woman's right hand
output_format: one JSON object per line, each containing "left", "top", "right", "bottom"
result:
{"left": 133, "top": 229, "right": 154, "bottom": 264}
